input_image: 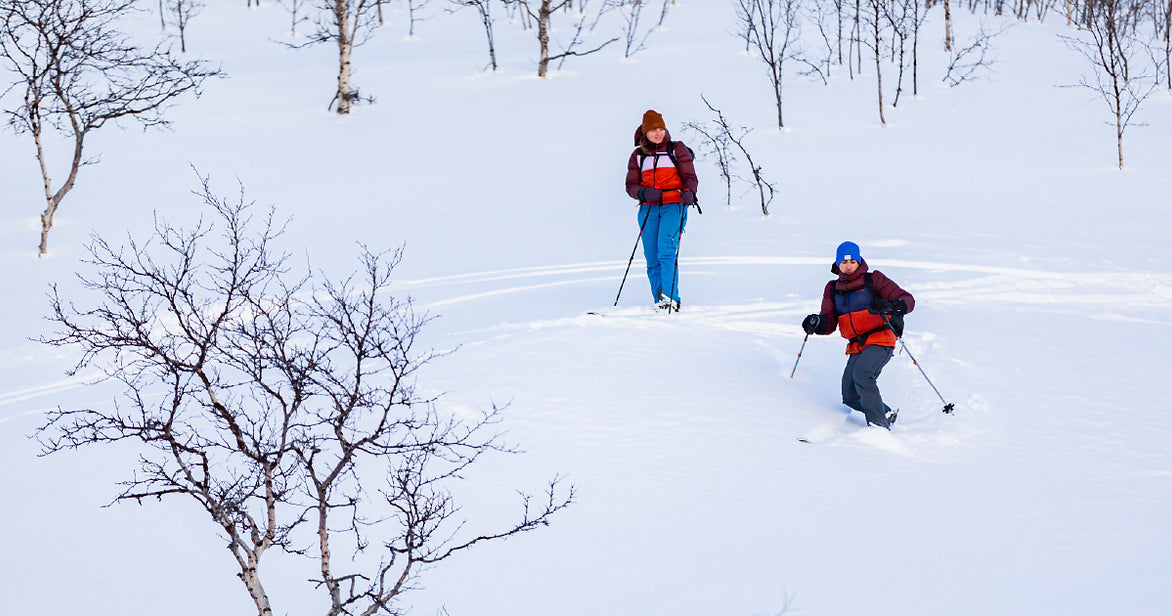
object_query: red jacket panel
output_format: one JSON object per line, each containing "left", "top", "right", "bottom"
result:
{"left": 625, "top": 127, "right": 698, "bottom": 205}
{"left": 816, "top": 260, "right": 915, "bottom": 354}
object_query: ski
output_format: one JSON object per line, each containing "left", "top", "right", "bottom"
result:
{"left": 797, "top": 409, "right": 898, "bottom": 444}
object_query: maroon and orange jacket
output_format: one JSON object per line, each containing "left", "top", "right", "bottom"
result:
{"left": 625, "top": 127, "right": 698, "bottom": 205}
{"left": 814, "top": 259, "right": 915, "bottom": 354}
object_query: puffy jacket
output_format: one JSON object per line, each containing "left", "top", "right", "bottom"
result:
{"left": 814, "top": 259, "right": 915, "bottom": 354}
{"left": 625, "top": 127, "right": 698, "bottom": 205}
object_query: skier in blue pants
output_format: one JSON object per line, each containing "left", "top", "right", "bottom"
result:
{"left": 625, "top": 109, "right": 698, "bottom": 310}
{"left": 637, "top": 202, "right": 687, "bottom": 307}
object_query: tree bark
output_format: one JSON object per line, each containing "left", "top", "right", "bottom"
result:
{"left": 336, "top": 0, "right": 353, "bottom": 114}
{"left": 36, "top": 109, "right": 85, "bottom": 256}
{"left": 943, "top": 0, "right": 953, "bottom": 51}
{"left": 240, "top": 548, "right": 274, "bottom": 616}
{"left": 1165, "top": 0, "right": 1171, "bottom": 90}
{"left": 537, "top": 0, "right": 552, "bottom": 77}
{"left": 774, "top": 68, "right": 784, "bottom": 128}
{"left": 872, "top": 0, "right": 885, "bottom": 125}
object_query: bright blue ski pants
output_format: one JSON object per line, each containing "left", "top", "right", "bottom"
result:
{"left": 637, "top": 203, "right": 687, "bottom": 303}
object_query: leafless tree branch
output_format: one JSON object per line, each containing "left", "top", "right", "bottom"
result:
{"left": 38, "top": 171, "right": 574, "bottom": 616}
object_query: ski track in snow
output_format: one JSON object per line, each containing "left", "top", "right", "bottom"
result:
{"left": 5, "top": 255, "right": 1168, "bottom": 438}
{"left": 403, "top": 255, "right": 1172, "bottom": 324}
{"left": 0, "top": 374, "right": 102, "bottom": 423}
{"left": 401, "top": 255, "right": 1146, "bottom": 459}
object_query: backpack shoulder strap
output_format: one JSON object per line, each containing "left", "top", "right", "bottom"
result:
{"left": 638, "top": 143, "right": 670, "bottom": 170}
{"left": 833, "top": 276, "right": 865, "bottom": 296}
{"left": 638, "top": 141, "right": 691, "bottom": 168}
{"left": 863, "top": 272, "right": 877, "bottom": 297}
{"left": 666, "top": 140, "right": 696, "bottom": 167}
{"left": 863, "top": 271, "right": 905, "bottom": 338}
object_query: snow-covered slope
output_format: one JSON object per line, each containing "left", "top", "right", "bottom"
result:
{"left": 1, "top": 2, "right": 1169, "bottom": 615}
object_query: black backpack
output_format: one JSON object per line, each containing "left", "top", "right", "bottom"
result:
{"left": 834, "top": 272, "right": 905, "bottom": 345}
{"left": 863, "top": 272, "right": 905, "bottom": 338}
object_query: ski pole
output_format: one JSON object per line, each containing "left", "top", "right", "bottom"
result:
{"left": 789, "top": 333, "right": 809, "bottom": 378}
{"left": 896, "top": 337, "right": 954, "bottom": 413}
{"left": 883, "top": 313, "right": 954, "bottom": 414}
{"left": 614, "top": 206, "right": 653, "bottom": 307}
{"left": 666, "top": 204, "right": 686, "bottom": 314}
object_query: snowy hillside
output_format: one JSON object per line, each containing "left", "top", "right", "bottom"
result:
{"left": 1, "top": 2, "right": 1170, "bottom": 616}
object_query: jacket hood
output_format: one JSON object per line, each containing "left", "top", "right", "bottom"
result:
{"left": 831, "top": 258, "right": 870, "bottom": 279}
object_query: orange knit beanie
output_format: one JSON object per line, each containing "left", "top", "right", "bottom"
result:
{"left": 641, "top": 109, "right": 666, "bottom": 134}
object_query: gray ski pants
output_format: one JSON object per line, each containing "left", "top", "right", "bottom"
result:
{"left": 841, "top": 344, "right": 895, "bottom": 427}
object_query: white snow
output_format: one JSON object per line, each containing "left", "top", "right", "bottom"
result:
{"left": 1, "top": 2, "right": 1170, "bottom": 615}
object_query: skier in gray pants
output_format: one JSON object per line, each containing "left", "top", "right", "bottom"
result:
{"left": 802, "top": 241, "right": 915, "bottom": 429}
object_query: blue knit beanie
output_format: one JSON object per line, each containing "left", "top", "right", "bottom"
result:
{"left": 835, "top": 241, "right": 861, "bottom": 263}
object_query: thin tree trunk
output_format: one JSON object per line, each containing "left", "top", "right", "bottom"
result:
{"left": 1165, "top": 1, "right": 1171, "bottom": 89}
{"left": 178, "top": 0, "right": 188, "bottom": 53}
{"left": 244, "top": 560, "right": 273, "bottom": 615}
{"left": 36, "top": 114, "right": 85, "bottom": 256}
{"left": 1116, "top": 115, "right": 1124, "bottom": 168}
{"left": 872, "top": 2, "right": 885, "bottom": 124}
{"left": 318, "top": 488, "right": 343, "bottom": 616}
{"left": 912, "top": 2, "right": 920, "bottom": 95}
{"left": 1113, "top": 59, "right": 1124, "bottom": 168}
{"left": 537, "top": 0, "right": 552, "bottom": 77}
{"left": 336, "top": 0, "right": 352, "bottom": 114}
{"left": 36, "top": 132, "right": 58, "bottom": 257}
{"left": 836, "top": 0, "right": 844, "bottom": 64}
{"left": 481, "top": 4, "right": 498, "bottom": 71}
{"left": 239, "top": 546, "right": 274, "bottom": 616}
{"left": 944, "top": 0, "right": 953, "bottom": 51}
{"left": 772, "top": 57, "right": 784, "bottom": 128}
{"left": 855, "top": 0, "right": 862, "bottom": 74}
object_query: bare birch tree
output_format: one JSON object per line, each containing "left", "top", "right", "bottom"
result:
{"left": 295, "top": 0, "right": 386, "bottom": 114}
{"left": 505, "top": 0, "right": 617, "bottom": 77}
{"left": 687, "top": 95, "right": 777, "bottom": 216}
{"left": 882, "top": 0, "right": 911, "bottom": 106}
{"left": 735, "top": 0, "right": 803, "bottom": 129}
{"left": 37, "top": 174, "right": 575, "bottom": 616}
{"left": 607, "top": 0, "right": 673, "bottom": 58}
{"left": 681, "top": 117, "right": 735, "bottom": 209}
{"left": 943, "top": 22, "right": 1008, "bottom": 86}
{"left": 1061, "top": 0, "right": 1157, "bottom": 168}
{"left": 1158, "top": 0, "right": 1172, "bottom": 88}
{"left": 0, "top": 0, "right": 220, "bottom": 256}
{"left": 277, "top": 0, "right": 312, "bottom": 37}
{"left": 449, "top": 0, "right": 500, "bottom": 71}
{"left": 864, "top": 0, "right": 887, "bottom": 124}
{"left": 944, "top": 0, "right": 954, "bottom": 50}
{"left": 168, "top": 0, "right": 204, "bottom": 52}
{"left": 801, "top": 0, "right": 848, "bottom": 83}
{"left": 405, "top": 0, "right": 434, "bottom": 38}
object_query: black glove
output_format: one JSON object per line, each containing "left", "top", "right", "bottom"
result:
{"left": 802, "top": 314, "right": 824, "bottom": 335}
{"left": 869, "top": 298, "right": 907, "bottom": 316}
{"left": 639, "top": 187, "right": 663, "bottom": 204}
{"left": 681, "top": 190, "right": 695, "bottom": 206}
